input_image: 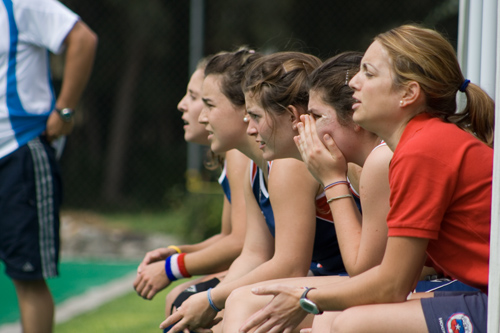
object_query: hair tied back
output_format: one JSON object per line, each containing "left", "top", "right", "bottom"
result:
{"left": 459, "top": 79, "right": 470, "bottom": 92}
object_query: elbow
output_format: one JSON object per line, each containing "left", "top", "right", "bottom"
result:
{"left": 84, "top": 31, "right": 98, "bottom": 54}
{"left": 222, "top": 235, "right": 245, "bottom": 259}
{"left": 279, "top": 259, "right": 310, "bottom": 278}
{"left": 378, "top": 282, "right": 412, "bottom": 304}
{"left": 73, "top": 21, "right": 99, "bottom": 54}
{"left": 289, "top": 267, "right": 310, "bottom": 277}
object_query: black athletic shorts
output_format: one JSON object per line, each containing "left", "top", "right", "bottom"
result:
{"left": 0, "top": 137, "right": 62, "bottom": 280}
{"left": 170, "top": 277, "right": 221, "bottom": 314}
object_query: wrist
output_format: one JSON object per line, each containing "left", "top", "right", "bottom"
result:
{"left": 207, "top": 288, "right": 223, "bottom": 312}
{"left": 55, "top": 107, "right": 75, "bottom": 123}
{"left": 164, "top": 253, "right": 191, "bottom": 281}
{"left": 167, "top": 245, "right": 182, "bottom": 254}
{"left": 323, "top": 180, "right": 349, "bottom": 192}
{"left": 299, "top": 287, "right": 323, "bottom": 315}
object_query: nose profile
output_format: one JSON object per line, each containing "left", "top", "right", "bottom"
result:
{"left": 198, "top": 106, "right": 209, "bottom": 124}
{"left": 178, "top": 95, "right": 188, "bottom": 113}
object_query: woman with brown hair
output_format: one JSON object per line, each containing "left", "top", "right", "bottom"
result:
{"left": 233, "top": 25, "right": 493, "bottom": 333}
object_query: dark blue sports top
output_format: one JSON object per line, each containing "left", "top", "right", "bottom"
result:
{"left": 249, "top": 161, "right": 362, "bottom": 276}
{"left": 218, "top": 161, "right": 231, "bottom": 203}
{"left": 250, "top": 161, "right": 275, "bottom": 235}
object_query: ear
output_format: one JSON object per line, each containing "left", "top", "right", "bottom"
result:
{"left": 287, "top": 105, "right": 302, "bottom": 123}
{"left": 286, "top": 105, "right": 303, "bottom": 131}
{"left": 400, "top": 81, "right": 421, "bottom": 107}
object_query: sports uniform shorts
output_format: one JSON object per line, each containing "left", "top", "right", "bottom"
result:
{"left": 0, "top": 136, "right": 62, "bottom": 281}
{"left": 170, "top": 277, "right": 221, "bottom": 314}
{"left": 163, "top": 277, "right": 221, "bottom": 333}
{"left": 421, "top": 291, "right": 487, "bottom": 333}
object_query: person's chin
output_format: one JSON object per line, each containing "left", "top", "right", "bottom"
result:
{"left": 262, "top": 150, "right": 276, "bottom": 161}
{"left": 210, "top": 142, "right": 225, "bottom": 155}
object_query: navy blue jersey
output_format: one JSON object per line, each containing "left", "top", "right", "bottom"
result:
{"left": 249, "top": 161, "right": 362, "bottom": 275}
{"left": 218, "top": 161, "right": 231, "bottom": 203}
{"left": 250, "top": 161, "right": 274, "bottom": 236}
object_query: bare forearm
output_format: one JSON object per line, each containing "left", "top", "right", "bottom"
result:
{"left": 178, "top": 234, "right": 224, "bottom": 253}
{"left": 311, "top": 266, "right": 409, "bottom": 312}
{"left": 214, "top": 256, "right": 309, "bottom": 309}
{"left": 328, "top": 197, "right": 364, "bottom": 275}
{"left": 56, "top": 21, "right": 97, "bottom": 109}
{"left": 183, "top": 233, "right": 244, "bottom": 275}
{"left": 312, "top": 237, "right": 428, "bottom": 311}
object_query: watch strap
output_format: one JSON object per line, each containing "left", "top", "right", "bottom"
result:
{"left": 301, "top": 287, "right": 316, "bottom": 299}
{"left": 300, "top": 287, "right": 323, "bottom": 314}
{"left": 55, "top": 107, "right": 75, "bottom": 122}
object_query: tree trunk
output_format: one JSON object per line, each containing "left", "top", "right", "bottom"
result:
{"left": 101, "top": 35, "right": 145, "bottom": 204}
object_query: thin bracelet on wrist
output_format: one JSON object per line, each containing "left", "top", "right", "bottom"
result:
{"left": 323, "top": 180, "right": 349, "bottom": 192}
{"left": 326, "top": 194, "right": 352, "bottom": 204}
{"left": 207, "top": 288, "right": 222, "bottom": 312}
{"left": 167, "top": 245, "right": 182, "bottom": 254}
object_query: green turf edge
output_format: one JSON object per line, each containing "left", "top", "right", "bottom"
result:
{"left": 54, "top": 279, "right": 194, "bottom": 333}
{"left": 0, "top": 260, "right": 139, "bottom": 325}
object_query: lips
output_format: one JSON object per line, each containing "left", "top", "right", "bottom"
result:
{"left": 352, "top": 96, "right": 361, "bottom": 110}
{"left": 204, "top": 125, "right": 214, "bottom": 138}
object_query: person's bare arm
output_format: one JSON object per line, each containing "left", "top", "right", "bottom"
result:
{"left": 46, "top": 20, "right": 98, "bottom": 141}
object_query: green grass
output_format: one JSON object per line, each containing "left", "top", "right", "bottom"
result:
{"left": 0, "top": 261, "right": 139, "bottom": 325}
{"left": 54, "top": 291, "right": 164, "bottom": 332}
{"left": 54, "top": 280, "right": 190, "bottom": 333}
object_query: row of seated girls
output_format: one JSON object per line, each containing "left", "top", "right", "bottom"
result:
{"left": 136, "top": 24, "right": 493, "bottom": 333}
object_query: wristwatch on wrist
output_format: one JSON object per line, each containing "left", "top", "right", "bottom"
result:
{"left": 55, "top": 107, "right": 75, "bottom": 122}
{"left": 299, "top": 287, "right": 323, "bottom": 315}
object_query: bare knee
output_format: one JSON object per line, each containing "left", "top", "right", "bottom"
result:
{"left": 228, "top": 285, "right": 254, "bottom": 304}
{"left": 13, "top": 279, "right": 51, "bottom": 298}
{"left": 310, "top": 311, "right": 340, "bottom": 332}
{"left": 223, "top": 286, "right": 268, "bottom": 332}
{"left": 330, "top": 308, "right": 363, "bottom": 333}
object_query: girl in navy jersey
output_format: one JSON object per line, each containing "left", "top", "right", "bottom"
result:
{"left": 160, "top": 49, "right": 356, "bottom": 333}
{"left": 133, "top": 58, "right": 250, "bottom": 312}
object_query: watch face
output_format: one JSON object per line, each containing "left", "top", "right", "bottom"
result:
{"left": 299, "top": 298, "right": 321, "bottom": 315}
{"left": 58, "top": 108, "right": 74, "bottom": 122}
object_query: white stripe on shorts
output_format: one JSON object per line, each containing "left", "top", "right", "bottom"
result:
{"left": 28, "top": 137, "right": 57, "bottom": 278}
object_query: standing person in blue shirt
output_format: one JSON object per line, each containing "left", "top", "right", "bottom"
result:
{"left": 0, "top": 0, "right": 97, "bottom": 332}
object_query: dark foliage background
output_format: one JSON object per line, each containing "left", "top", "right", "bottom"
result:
{"left": 57, "top": 0, "right": 459, "bottom": 212}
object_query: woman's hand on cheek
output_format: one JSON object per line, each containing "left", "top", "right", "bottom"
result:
{"left": 294, "top": 115, "right": 347, "bottom": 186}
